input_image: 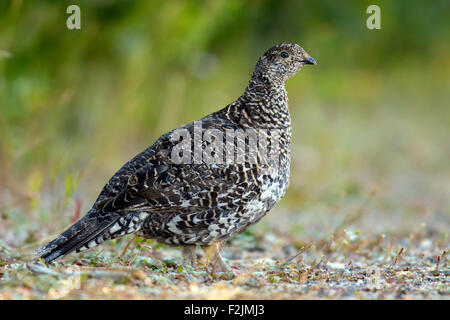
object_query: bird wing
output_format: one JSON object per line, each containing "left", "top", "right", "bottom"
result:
{"left": 95, "top": 161, "right": 261, "bottom": 215}
{"left": 93, "top": 112, "right": 259, "bottom": 215}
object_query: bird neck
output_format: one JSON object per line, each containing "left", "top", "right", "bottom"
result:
{"left": 231, "top": 75, "right": 290, "bottom": 129}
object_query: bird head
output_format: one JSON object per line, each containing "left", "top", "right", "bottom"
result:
{"left": 253, "top": 43, "right": 316, "bottom": 85}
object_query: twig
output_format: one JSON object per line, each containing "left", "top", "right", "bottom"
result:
{"left": 119, "top": 235, "right": 138, "bottom": 258}
{"left": 314, "top": 254, "right": 326, "bottom": 269}
{"left": 71, "top": 198, "right": 82, "bottom": 223}
{"left": 384, "top": 247, "right": 404, "bottom": 274}
{"left": 281, "top": 243, "right": 313, "bottom": 267}
{"left": 435, "top": 250, "right": 446, "bottom": 273}
{"left": 334, "top": 190, "right": 375, "bottom": 235}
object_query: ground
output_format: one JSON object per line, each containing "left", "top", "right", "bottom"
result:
{"left": 0, "top": 195, "right": 448, "bottom": 299}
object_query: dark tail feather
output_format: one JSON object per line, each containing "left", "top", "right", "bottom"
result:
{"left": 37, "top": 209, "right": 120, "bottom": 264}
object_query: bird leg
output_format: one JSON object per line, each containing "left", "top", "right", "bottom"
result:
{"left": 201, "top": 242, "right": 231, "bottom": 273}
{"left": 181, "top": 245, "right": 197, "bottom": 266}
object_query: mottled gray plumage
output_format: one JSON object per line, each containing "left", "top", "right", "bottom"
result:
{"left": 38, "top": 43, "right": 316, "bottom": 270}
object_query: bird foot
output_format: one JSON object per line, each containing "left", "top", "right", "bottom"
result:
{"left": 181, "top": 242, "right": 235, "bottom": 277}
{"left": 201, "top": 242, "right": 235, "bottom": 276}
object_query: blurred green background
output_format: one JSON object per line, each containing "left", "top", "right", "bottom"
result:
{"left": 0, "top": 0, "right": 449, "bottom": 244}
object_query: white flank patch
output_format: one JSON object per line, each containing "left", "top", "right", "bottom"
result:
{"left": 245, "top": 198, "right": 265, "bottom": 218}
{"left": 193, "top": 216, "right": 205, "bottom": 224}
{"left": 139, "top": 212, "right": 149, "bottom": 220}
{"left": 180, "top": 200, "right": 191, "bottom": 208}
{"left": 208, "top": 224, "right": 222, "bottom": 237}
{"left": 167, "top": 215, "right": 183, "bottom": 234}
{"left": 260, "top": 181, "right": 280, "bottom": 201}
{"left": 109, "top": 222, "right": 121, "bottom": 234}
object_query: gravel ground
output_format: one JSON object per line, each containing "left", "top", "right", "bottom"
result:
{"left": 0, "top": 201, "right": 448, "bottom": 300}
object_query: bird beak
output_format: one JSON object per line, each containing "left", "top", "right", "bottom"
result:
{"left": 304, "top": 56, "right": 316, "bottom": 65}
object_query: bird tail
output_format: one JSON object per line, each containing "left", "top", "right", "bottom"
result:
{"left": 37, "top": 209, "right": 149, "bottom": 264}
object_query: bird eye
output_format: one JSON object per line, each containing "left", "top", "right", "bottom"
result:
{"left": 281, "top": 51, "right": 289, "bottom": 58}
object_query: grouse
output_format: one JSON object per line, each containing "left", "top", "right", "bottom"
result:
{"left": 38, "top": 43, "right": 316, "bottom": 271}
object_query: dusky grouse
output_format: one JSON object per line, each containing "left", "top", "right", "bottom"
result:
{"left": 38, "top": 43, "right": 316, "bottom": 271}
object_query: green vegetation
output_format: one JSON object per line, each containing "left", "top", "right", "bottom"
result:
{"left": 0, "top": 0, "right": 449, "bottom": 299}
